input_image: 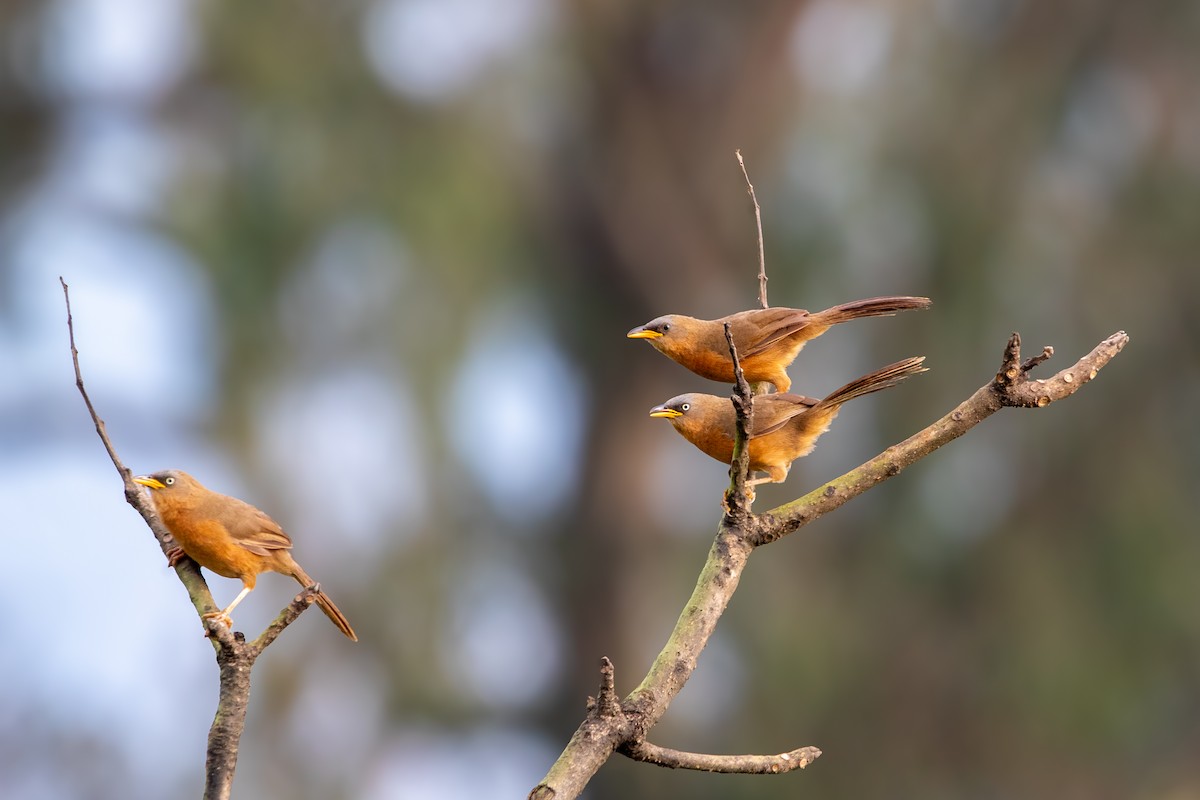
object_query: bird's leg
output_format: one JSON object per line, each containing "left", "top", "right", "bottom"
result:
{"left": 203, "top": 585, "right": 253, "bottom": 629}
{"left": 747, "top": 464, "right": 789, "bottom": 487}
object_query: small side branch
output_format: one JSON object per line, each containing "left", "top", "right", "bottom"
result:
{"left": 250, "top": 587, "right": 320, "bottom": 655}
{"left": 622, "top": 740, "right": 821, "bottom": 774}
{"left": 723, "top": 322, "right": 755, "bottom": 518}
{"left": 735, "top": 150, "right": 768, "bottom": 309}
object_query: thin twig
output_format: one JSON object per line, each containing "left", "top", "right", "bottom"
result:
{"left": 61, "top": 278, "right": 132, "bottom": 484}
{"left": 735, "top": 150, "right": 768, "bottom": 309}
{"left": 251, "top": 587, "right": 320, "bottom": 654}
{"left": 1021, "top": 344, "right": 1054, "bottom": 373}
{"left": 622, "top": 740, "right": 821, "bottom": 774}
{"left": 757, "top": 331, "right": 1129, "bottom": 544}
{"left": 61, "top": 277, "right": 212, "bottom": 588}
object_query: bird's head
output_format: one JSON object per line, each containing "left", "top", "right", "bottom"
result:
{"left": 649, "top": 393, "right": 731, "bottom": 433}
{"left": 134, "top": 469, "right": 200, "bottom": 496}
{"left": 648, "top": 393, "right": 738, "bottom": 464}
{"left": 626, "top": 314, "right": 702, "bottom": 355}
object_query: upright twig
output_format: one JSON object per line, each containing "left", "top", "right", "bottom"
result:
{"left": 60, "top": 278, "right": 315, "bottom": 800}
{"left": 736, "top": 149, "right": 769, "bottom": 309}
{"left": 723, "top": 322, "right": 755, "bottom": 517}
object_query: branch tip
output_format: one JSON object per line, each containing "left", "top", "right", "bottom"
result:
{"left": 996, "top": 329, "right": 1127, "bottom": 409}
{"left": 622, "top": 739, "right": 821, "bottom": 774}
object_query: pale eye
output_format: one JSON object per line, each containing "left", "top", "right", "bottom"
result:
{"left": 680, "top": 403, "right": 690, "bottom": 412}
{"left": 165, "top": 477, "right": 175, "bottom": 486}
{"left": 662, "top": 323, "right": 670, "bottom": 332}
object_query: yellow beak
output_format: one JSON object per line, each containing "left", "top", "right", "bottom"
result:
{"left": 627, "top": 327, "right": 663, "bottom": 340}
{"left": 133, "top": 476, "right": 166, "bottom": 490}
{"left": 649, "top": 406, "right": 683, "bottom": 419}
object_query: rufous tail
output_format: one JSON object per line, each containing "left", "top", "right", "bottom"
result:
{"left": 817, "top": 356, "right": 928, "bottom": 411}
{"left": 291, "top": 566, "right": 358, "bottom": 641}
{"left": 814, "top": 296, "right": 932, "bottom": 326}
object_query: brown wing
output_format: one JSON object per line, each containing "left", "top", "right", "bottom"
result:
{"left": 749, "top": 393, "right": 819, "bottom": 438}
{"left": 203, "top": 492, "right": 293, "bottom": 556}
{"left": 724, "top": 308, "right": 815, "bottom": 358}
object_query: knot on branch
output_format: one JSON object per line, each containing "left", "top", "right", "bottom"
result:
{"left": 994, "top": 330, "right": 1128, "bottom": 409}
{"left": 586, "top": 657, "right": 624, "bottom": 721}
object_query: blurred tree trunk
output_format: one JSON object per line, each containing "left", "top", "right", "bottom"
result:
{"left": 538, "top": 3, "right": 810, "bottom": 794}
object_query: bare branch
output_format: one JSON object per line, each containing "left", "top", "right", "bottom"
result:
{"left": 622, "top": 740, "right": 821, "bottom": 774}
{"left": 61, "top": 278, "right": 132, "bottom": 484}
{"left": 531, "top": 330, "right": 1128, "bottom": 799}
{"left": 756, "top": 330, "right": 1129, "bottom": 545}
{"left": 735, "top": 150, "right": 768, "bottom": 309}
{"left": 206, "top": 634, "right": 251, "bottom": 800}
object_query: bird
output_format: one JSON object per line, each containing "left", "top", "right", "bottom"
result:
{"left": 627, "top": 296, "right": 931, "bottom": 393}
{"left": 648, "top": 357, "right": 927, "bottom": 487}
{"left": 133, "top": 470, "right": 357, "bottom": 641}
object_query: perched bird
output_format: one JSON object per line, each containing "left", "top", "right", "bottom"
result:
{"left": 627, "top": 296, "right": 931, "bottom": 393}
{"left": 133, "top": 470, "right": 357, "bottom": 640}
{"left": 649, "top": 357, "right": 926, "bottom": 487}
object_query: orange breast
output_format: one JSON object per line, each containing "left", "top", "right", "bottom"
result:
{"left": 160, "top": 511, "right": 265, "bottom": 582}
{"left": 685, "top": 348, "right": 737, "bottom": 383}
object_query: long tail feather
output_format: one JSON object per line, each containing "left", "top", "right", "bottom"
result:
{"left": 814, "top": 296, "right": 932, "bottom": 326}
{"left": 817, "top": 356, "right": 928, "bottom": 410}
{"left": 291, "top": 566, "right": 358, "bottom": 641}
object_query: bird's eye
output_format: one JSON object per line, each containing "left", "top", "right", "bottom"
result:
{"left": 680, "top": 403, "right": 690, "bottom": 412}
{"left": 662, "top": 323, "right": 670, "bottom": 332}
{"left": 165, "top": 477, "right": 175, "bottom": 486}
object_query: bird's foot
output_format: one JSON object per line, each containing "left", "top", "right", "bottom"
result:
{"left": 202, "top": 611, "right": 234, "bottom": 630}
{"left": 721, "top": 485, "right": 756, "bottom": 513}
{"left": 165, "top": 546, "right": 189, "bottom": 567}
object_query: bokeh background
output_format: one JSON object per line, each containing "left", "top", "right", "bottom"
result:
{"left": 2, "top": 1, "right": 1197, "bottom": 798}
